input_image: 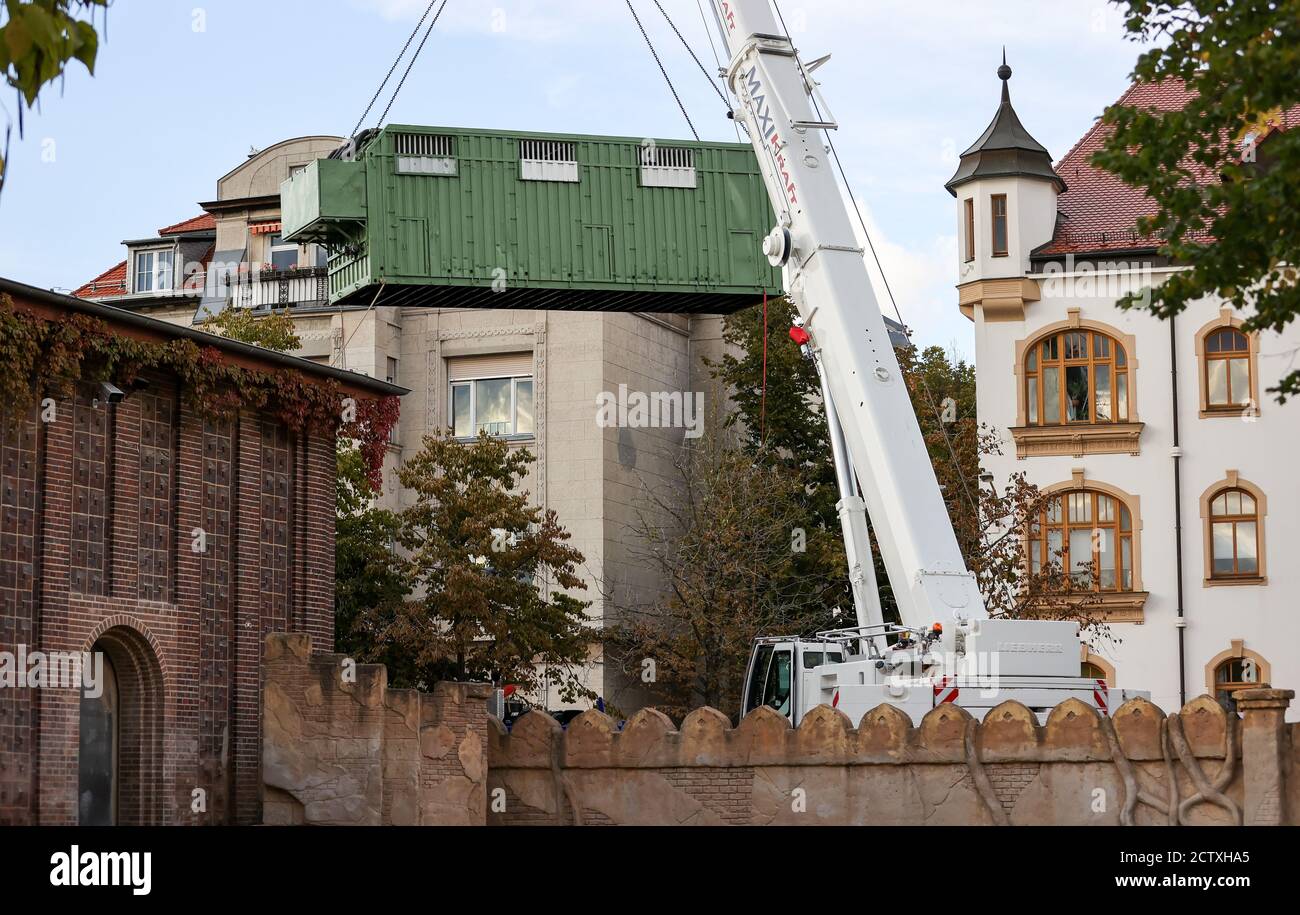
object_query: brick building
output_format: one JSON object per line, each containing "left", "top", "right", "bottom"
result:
{"left": 0, "top": 277, "right": 404, "bottom": 825}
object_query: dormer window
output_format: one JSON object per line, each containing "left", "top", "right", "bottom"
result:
{"left": 132, "top": 247, "right": 175, "bottom": 294}
{"left": 991, "top": 194, "right": 1008, "bottom": 256}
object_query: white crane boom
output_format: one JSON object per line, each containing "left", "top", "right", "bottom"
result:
{"left": 709, "top": 0, "right": 985, "bottom": 629}
{"left": 710, "top": 1, "right": 1150, "bottom": 725}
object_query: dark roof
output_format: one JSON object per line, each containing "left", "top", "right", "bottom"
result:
{"left": 0, "top": 276, "right": 406, "bottom": 398}
{"left": 945, "top": 54, "right": 1065, "bottom": 196}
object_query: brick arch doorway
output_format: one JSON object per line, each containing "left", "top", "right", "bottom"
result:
{"left": 77, "top": 625, "right": 165, "bottom": 825}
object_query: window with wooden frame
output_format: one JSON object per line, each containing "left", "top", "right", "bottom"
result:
{"left": 990, "top": 194, "right": 1008, "bottom": 256}
{"left": 963, "top": 198, "right": 975, "bottom": 262}
{"left": 1024, "top": 330, "right": 1129, "bottom": 426}
{"left": 1027, "top": 489, "right": 1135, "bottom": 593}
{"left": 1208, "top": 487, "right": 1261, "bottom": 580}
{"left": 1204, "top": 327, "right": 1252, "bottom": 410}
{"left": 1213, "top": 657, "right": 1260, "bottom": 709}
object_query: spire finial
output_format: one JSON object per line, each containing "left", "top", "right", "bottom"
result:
{"left": 997, "top": 48, "right": 1012, "bottom": 103}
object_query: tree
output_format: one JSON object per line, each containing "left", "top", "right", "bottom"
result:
{"left": 202, "top": 307, "right": 301, "bottom": 353}
{"left": 605, "top": 440, "right": 840, "bottom": 720}
{"left": 714, "top": 299, "right": 1106, "bottom": 636}
{"left": 0, "top": 0, "right": 109, "bottom": 192}
{"left": 711, "top": 297, "right": 851, "bottom": 615}
{"left": 334, "top": 444, "right": 406, "bottom": 676}
{"left": 359, "top": 430, "right": 594, "bottom": 699}
{"left": 1094, "top": 0, "right": 1300, "bottom": 400}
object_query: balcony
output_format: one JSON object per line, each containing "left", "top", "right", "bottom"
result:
{"left": 227, "top": 266, "right": 330, "bottom": 310}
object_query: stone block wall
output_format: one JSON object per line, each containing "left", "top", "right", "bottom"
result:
{"left": 262, "top": 633, "right": 490, "bottom": 826}
{"left": 488, "top": 691, "right": 1297, "bottom": 827}
{"left": 262, "top": 635, "right": 1293, "bottom": 826}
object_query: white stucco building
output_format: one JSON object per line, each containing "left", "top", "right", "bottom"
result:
{"left": 949, "top": 61, "right": 1300, "bottom": 717}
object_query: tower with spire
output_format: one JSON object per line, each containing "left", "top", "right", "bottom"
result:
{"left": 946, "top": 53, "right": 1065, "bottom": 321}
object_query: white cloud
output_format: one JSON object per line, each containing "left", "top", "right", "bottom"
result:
{"left": 845, "top": 193, "right": 971, "bottom": 359}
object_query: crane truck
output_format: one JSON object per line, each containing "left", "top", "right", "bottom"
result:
{"left": 707, "top": 0, "right": 1147, "bottom": 725}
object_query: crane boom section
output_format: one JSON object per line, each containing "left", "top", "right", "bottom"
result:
{"left": 710, "top": 1, "right": 987, "bottom": 626}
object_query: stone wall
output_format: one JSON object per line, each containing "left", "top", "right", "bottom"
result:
{"left": 261, "top": 633, "right": 1294, "bottom": 826}
{"left": 488, "top": 692, "right": 1297, "bottom": 827}
{"left": 262, "top": 633, "right": 491, "bottom": 826}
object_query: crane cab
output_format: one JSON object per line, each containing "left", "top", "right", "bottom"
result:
{"left": 741, "top": 638, "right": 845, "bottom": 725}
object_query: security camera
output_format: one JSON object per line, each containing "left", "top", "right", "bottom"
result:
{"left": 98, "top": 381, "right": 125, "bottom": 405}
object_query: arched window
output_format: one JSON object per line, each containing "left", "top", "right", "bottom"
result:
{"left": 1214, "top": 658, "right": 1260, "bottom": 712}
{"left": 1200, "top": 474, "right": 1267, "bottom": 586}
{"left": 1204, "top": 327, "right": 1252, "bottom": 409}
{"left": 1028, "top": 488, "right": 1135, "bottom": 592}
{"left": 1080, "top": 661, "right": 1107, "bottom": 679}
{"left": 1205, "top": 641, "right": 1270, "bottom": 709}
{"left": 1024, "top": 330, "right": 1130, "bottom": 426}
{"left": 1208, "top": 487, "right": 1261, "bottom": 579}
{"left": 1196, "top": 312, "right": 1259, "bottom": 418}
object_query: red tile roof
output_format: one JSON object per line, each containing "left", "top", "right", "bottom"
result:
{"left": 1038, "top": 79, "right": 1300, "bottom": 256}
{"left": 158, "top": 213, "right": 216, "bottom": 235}
{"left": 73, "top": 260, "right": 128, "bottom": 298}
{"left": 75, "top": 213, "right": 218, "bottom": 300}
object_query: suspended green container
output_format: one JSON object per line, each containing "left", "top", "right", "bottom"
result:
{"left": 281, "top": 125, "right": 781, "bottom": 313}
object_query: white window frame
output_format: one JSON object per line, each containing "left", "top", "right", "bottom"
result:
{"left": 449, "top": 374, "right": 535, "bottom": 440}
{"left": 267, "top": 233, "right": 299, "bottom": 272}
{"left": 132, "top": 246, "right": 176, "bottom": 295}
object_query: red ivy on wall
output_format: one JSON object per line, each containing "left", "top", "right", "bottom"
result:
{"left": 0, "top": 296, "right": 399, "bottom": 487}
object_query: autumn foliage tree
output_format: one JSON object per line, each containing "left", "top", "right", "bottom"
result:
{"left": 1095, "top": 0, "right": 1300, "bottom": 400}
{"left": 358, "top": 430, "right": 594, "bottom": 699}
{"left": 202, "top": 306, "right": 301, "bottom": 353}
{"left": 605, "top": 439, "right": 840, "bottom": 720}
{"left": 713, "top": 297, "right": 1105, "bottom": 634}
{"left": 0, "top": 0, "right": 109, "bottom": 192}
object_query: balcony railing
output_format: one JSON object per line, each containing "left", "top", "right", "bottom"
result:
{"left": 228, "top": 266, "right": 329, "bottom": 310}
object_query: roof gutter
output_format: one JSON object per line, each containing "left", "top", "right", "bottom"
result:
{"left": 0, "top": 276, "right": 407, "bottom": 399}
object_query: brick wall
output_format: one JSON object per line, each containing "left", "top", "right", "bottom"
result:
{"left": 0, "top": 377, "right": 338, "bottom": 826}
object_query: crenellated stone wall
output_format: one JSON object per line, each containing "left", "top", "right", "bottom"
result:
{"left": 261, "top": 633, "right": 491, "bottom": 826}
{"left": 261, "top": 632, "right": 1294, "bottom": 826}
{"left": 488, "top": 693, "right": 1297, "bottom": 827}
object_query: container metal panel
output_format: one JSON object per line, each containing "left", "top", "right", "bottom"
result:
{"left": 287, "top": 125, "right": 781, "bottom": 312}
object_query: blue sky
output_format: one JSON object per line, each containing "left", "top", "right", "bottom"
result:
{"left": 0, "top": 0, "right": 1148, "bottom": 360}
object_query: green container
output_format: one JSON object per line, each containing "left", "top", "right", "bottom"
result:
{"left": 281, "top": 125, "right": 781, "bottom": 313}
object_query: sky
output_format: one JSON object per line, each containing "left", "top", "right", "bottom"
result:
{"left": 0, "top": 0, "right": 1149, "bottom": 361}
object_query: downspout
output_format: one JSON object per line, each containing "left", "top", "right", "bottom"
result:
{"left": 1170, "top": 315, "right": 1188, "bottom": 707}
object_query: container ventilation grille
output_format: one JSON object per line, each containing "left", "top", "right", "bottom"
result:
{"left": 520, "top": 139, "right": 579, "bottom": 182}
{"left": 394, "top": 133, "right": 457, "bottom": 176}
{"left": 640, "top": 144, "right": 697, "bottom": 188}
